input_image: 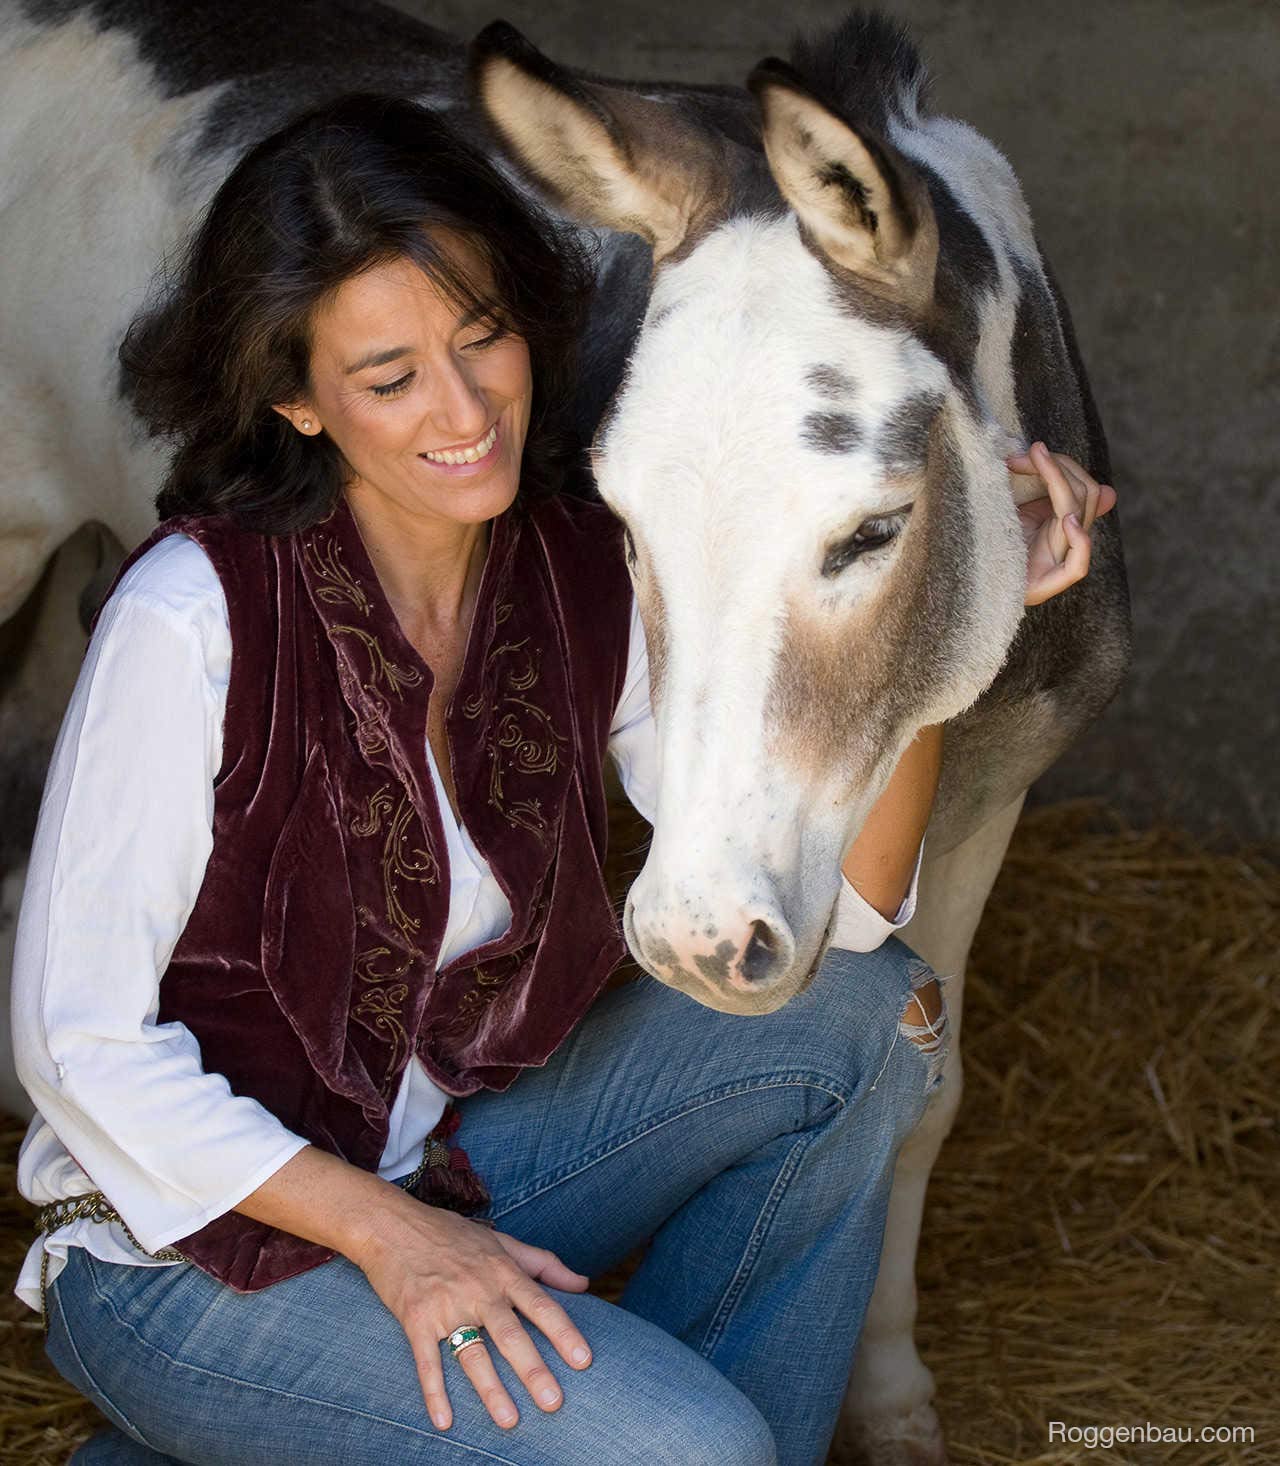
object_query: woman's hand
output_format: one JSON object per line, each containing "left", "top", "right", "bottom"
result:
{"left": 234, "top": 1142, "right": 593, "bottom": 1434}
{"left": 1006, "top": 440, "right": 1118, "bottom": 606}
{"left": 351, "top": 1192, "right": 594, "bottom": 1433}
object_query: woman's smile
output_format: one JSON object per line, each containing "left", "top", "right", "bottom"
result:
{"left": 289, "top": 242, "right": 534, "bottom": 532}
{"left": 419, "top": 418, "right": 501, "bottom": 473}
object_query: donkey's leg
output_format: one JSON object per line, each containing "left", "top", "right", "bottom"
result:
{"left": 836, "top": 789, "right": 1027, "bottom": 1466}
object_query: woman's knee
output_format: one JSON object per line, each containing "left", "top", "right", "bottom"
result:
{"left": 541, "top": 1291, "right": 777, "bottom": 1465}
{"left": 648, "top": 1396, "right": 777, "bottom": 1466}
{"left": 813, "top": 938, "right": 954, "bottom": 1115}
{"left": 608, "top": 1367, "right": 776, "bottom": 1466}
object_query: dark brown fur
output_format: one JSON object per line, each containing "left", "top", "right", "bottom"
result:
{"left": 769, "top": 415, "right": 974, "bottom": 777}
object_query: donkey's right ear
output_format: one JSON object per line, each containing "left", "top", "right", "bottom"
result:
{"left": 748, "top": 58, "right": 937, "bottom": 311}
{"left": 468, "top": 21, "right": 720, "bottom": 263}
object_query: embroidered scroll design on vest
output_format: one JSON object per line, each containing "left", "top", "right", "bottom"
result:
{"left": 446, "top": 877, "right": 553, "bottom": 1030}
{"left": 328, "top": 624, "right": 424, "bottom": 700}
{"left": 348, "top": 782, "right": 441, "bottom": 932}
{"left": 380, "top": 791, "right": 439, "bottom": 940}
{"left": 305, "top": 520, "right": 424, "bottom": 749}
{"left": 303, "top": 525, "right": 439, "bottom": 1082}
{"left": 452, "top": 951, "right": 523, "bottom": 1023}
{"left": 351, "top": 784, "right": 396, "bottom": 840}
{"left": 349, "top": 782, "right": 438, "bottom": 1086}
{"left": 303, "top": 532, "right": 372, "bottom": 615}
{"left": 461, "top": 603, "right": 568, "bottom": 843}
{"left": 353, "top": 945, "right": 413, "bottom": 1091}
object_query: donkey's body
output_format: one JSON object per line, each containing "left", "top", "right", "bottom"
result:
{"left": 0, "top": 3, "right": 1129, "bottom": 1459}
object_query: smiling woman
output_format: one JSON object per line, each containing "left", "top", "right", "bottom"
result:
{"left": 275, "top": 246, "right": 532, "bottom": 536}
{"left": 10, "top": 89, "right": 1009, "bottom": 1466}
{"left": 121, "top": 94, "right": 592, "bottom": 533}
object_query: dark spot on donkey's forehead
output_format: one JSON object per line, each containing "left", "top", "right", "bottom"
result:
{"left": 804, "top": 364, "right": 857, "bottom": 400}
{"left": 877, "top": 392, "right": 945, "bottom": 470}
{"left": 802, "top": 411, "right": 864, "bottom": 455}
{"left": 645, "top": 300, "right": 683, "bottom": 330}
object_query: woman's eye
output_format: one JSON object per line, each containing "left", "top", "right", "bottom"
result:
{"left": 371, "top": 372, "right": 415, "bottom": 398}
{"left": 463, "top": 326, "right": 508, "bottom": 351}
{"left": 821, "top": 506, "right": 912, "bottom": 577}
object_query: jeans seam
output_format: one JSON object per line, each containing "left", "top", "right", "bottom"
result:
{"left": 698, "top": 1127, "right": 819, "bottom": 1358}
{"left": 487, "top": 1072, "right": 849, "bottom": 1219}
{"left": 76, "top": 1253, "right": 523, "bottom": 1464}
{"left": 50, "top": 1264, "right": 153, "bottom": 1449}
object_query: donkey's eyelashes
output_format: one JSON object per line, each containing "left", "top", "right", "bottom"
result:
{"left": 821, "top": 505, "right": 913, "bottom": 577}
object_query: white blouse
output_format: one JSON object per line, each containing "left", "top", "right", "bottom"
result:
{"left": 11, "top": 531, "right": 923, "bottom": 1315}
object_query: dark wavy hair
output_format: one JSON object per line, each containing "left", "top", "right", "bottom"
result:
{"left": 121, "top": 93, "right": 597, "bottom": 533}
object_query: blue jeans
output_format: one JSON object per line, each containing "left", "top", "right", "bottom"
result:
{"left": 43, "top": 938, "right": 945, "bottom": 1466}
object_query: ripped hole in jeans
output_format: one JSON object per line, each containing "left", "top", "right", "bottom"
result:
{"left": 899, "top": 957, "right": 954, "bottom": 1099}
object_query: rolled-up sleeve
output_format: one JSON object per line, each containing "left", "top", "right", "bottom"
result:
{"left": 10, "top": 547, "right": 308, "bottom": 1254}
{"left": 828, "top": 834, "right": 926, "bottom": 953}
{"left": 606, "top": 591, "right": 658, "bottom": 824}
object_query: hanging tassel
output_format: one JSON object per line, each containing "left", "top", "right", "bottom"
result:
{"left": 406, "top": 1103, "right": 495, "bottom": 1222}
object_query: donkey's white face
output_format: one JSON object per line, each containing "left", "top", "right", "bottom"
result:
{"left": 473, "top": 24, "right": 1028, "bottom": 1012}
{"left": 594, "top": 215, "right": 1023, "bottom": 1011}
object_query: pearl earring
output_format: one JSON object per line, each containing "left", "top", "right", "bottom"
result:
{"left": 300, "top": 418, "right": 313, "bottom": 431}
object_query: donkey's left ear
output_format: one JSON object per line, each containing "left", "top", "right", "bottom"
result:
{"left": 748, "top": 59, "right": 937, "bottom": 311}
{"left": 469, "top": 21, "right": 722, "bottom": 263}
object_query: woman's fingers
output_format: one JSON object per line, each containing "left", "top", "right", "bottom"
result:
{"left": 1051, "top": 450, "right": 1105, "bottom": 532}
{"left": 409, "top": 1327, "right": 455, "bottom": 1432}
{"left": 454, "top": 1337, "right": 523, "bottom": 1429}
{"left": 355, "top": 1209, "right": 591, "bottom": 1435}
{"left": 1026, "top": 512, "right": 1092, "bottom": 606}
{"left": 1029, "top": 440, "right": 1080, "bottom": 527}
{"left": 423, "top": 1277, "right": 592, "bottom": 1433}
{"left": 1003, "top": 439, "right": 1120, "bottom": 603}
{"left": 509, "top": 1272, "right": 595, "bottom": 1369}
{"left": 498, "top": 1233, "right": 591, "bottom": 1292}
{"left": 1006, "top": 442, "right": 1117, "bottom": 535}
{"left": 485, "top": 1300, "right": 566, "bottom": 1412}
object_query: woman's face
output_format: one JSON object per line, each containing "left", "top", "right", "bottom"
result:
{"left": 280, "top": 231, "right": 532, "bottom": 529}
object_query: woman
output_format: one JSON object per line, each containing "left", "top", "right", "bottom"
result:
{"left": 11, "top": 94, "right": 1114, "bottom": 1466}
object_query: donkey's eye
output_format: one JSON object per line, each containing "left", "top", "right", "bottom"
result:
{"left": 821, "top": 506, "right": 913, "bottom": 577}
{"left": 622, "top": 525, "right": 638, "bottom": 570}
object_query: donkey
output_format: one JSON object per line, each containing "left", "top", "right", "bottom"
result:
{"left": 468, "top": 19, "right": 1131, "bottom": 1458}
{"left": 0, "top": 3, "right": 1131, "bottom": 1460}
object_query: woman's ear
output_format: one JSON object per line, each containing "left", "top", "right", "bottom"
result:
{"left": 272, "top": 403, "right": 323, "bottom": 436}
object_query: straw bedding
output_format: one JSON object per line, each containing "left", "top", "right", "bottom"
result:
{"left": 0, "top": 798, "right": 1275, "bottom": 1465}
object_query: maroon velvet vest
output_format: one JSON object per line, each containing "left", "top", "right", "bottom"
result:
{"left": 91, "top": 490, "right": 632, "bottom": 1291}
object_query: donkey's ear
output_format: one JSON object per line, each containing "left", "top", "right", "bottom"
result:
{"left": 748, "top": 58, "right": 936, "bottom": 309}
{"left": 469, "top": 22, "right": 718, "bottom": 262}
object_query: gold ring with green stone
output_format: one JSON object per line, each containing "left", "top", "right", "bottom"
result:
{"left": 447, "top": 1325, "right": 485, "bottom": 1358}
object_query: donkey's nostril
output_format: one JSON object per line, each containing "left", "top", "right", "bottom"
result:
{"left": 742, "top": 919, "right": 784, "bottom": 985}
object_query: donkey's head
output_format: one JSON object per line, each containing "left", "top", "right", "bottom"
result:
{"left": 471, "top": 16, "right": 1027, "bottom": 1014}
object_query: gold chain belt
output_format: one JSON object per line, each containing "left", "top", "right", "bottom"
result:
{"left": 33, "top": 1190, "right": 187, "bottom": 1336}
{"left": 30, "top": 1130, "right": 454, "bottom": 1330}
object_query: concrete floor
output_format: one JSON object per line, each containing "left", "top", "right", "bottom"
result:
{"left": 396, "top": 0, "right": 1280, "bottom": 845}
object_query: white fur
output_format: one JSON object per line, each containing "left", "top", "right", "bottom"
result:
{"left": 596, "top": 212, "right": 1025, "bottom": 999}
{"left": 0, "top": 15, "right": 226, "bottom": 618}
{"left": 891, "top": 113, "right": 1039, "bottom": 271}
